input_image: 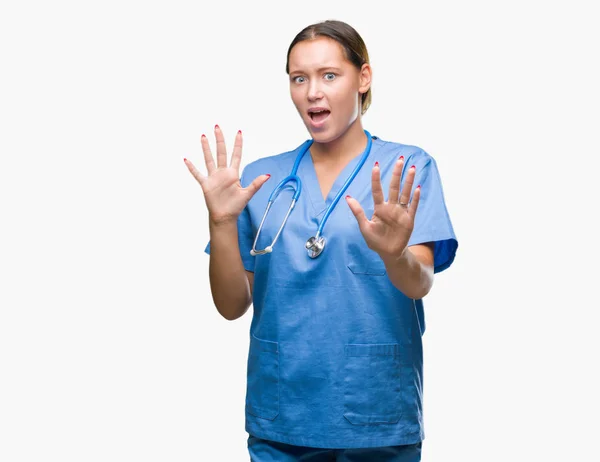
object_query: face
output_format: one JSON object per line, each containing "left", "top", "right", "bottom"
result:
{"left": 288, "top": 37, "right": 371, "bottom": 143}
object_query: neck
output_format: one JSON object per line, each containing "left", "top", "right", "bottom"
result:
{"left": 310, "top": 120, "right": 367, "bottom": 166}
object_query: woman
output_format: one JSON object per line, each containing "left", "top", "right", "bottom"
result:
{"left": 185, "top": 19, "right": 458, "bottom": 462}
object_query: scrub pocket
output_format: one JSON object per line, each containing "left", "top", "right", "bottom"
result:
{"left": 246, "top": 334, "right": 280, "bottom": 420}
{"left": 343, "top": 343, "right": 402, "bottom": 425}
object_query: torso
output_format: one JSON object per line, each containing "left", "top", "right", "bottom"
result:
{"left": 240, "top": 137, "right": 433, "bottom": 448}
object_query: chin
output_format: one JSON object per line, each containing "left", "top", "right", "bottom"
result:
{"left": 309, "top": 132, "right": 332, "bottom": 143}
{"left": 305, "top": 125, "right": 340, "bottom": 144}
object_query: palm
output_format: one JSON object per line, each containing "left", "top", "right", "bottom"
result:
{"left": 201, "top": 167, "right": 247, "bottom": 219}
{"left": 367, "top": 202, "right": 414, "bottom": 251}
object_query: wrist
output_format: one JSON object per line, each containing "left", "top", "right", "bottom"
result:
{"left": 209, "top": 216, "right": 238, "bottom": 231}
{"left": 379, "top": 246, "right": 409, "bottom": 266}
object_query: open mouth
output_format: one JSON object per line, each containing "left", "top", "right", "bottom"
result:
{"left": 308, "top": 109, "right": 331, "bottom": 124}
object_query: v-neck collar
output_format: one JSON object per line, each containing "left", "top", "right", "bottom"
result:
{"left": 298, "top": 136, "right": 379, "bottom": 217}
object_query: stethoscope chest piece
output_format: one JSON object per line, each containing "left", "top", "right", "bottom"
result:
{"left": 305, "top": 236, "right": 326, "bottom": 258}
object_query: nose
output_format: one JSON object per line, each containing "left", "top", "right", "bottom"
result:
{"left": 307, "top": 79, "right": 324, "bottom": 101}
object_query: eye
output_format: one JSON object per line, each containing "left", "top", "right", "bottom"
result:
{"left": 292, "top": 76, "right": 306, "bottom": 84}
{"left": 324, "top": 73, "right": 336, "bottom": 81}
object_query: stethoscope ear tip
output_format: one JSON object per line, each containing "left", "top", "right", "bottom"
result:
{"left": 250, "top": 246, "right": 273, "bottom": 256}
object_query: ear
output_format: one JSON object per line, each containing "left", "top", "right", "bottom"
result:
{"left": 358, "top": 62, "right": 372, "bottom": 94}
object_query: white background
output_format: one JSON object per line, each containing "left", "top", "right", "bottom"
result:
{"left": 1, "top": 0, "right": 599, "bottom": 460}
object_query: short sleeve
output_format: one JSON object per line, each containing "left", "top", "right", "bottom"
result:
{"left": 406, "top": 153, "right": 458, "bottom": 273}
{"left": 203, "top": 166, "right": 257, "bottom": 272}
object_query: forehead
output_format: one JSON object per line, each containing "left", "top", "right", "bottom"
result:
{"left": 288, "top": 37, "right": 350, "bottom": 72}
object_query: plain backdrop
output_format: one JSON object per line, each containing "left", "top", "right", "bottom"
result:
{"left": 1, "top": 0, "right": 599, "bottom": 460}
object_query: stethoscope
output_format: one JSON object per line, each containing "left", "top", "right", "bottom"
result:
{"left": 250, "top": 129, "right": 373, "bottom": 258}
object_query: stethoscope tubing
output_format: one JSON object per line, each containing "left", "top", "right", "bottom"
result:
{"left": 250, "top": 130, "right": 373, "bottom": 257}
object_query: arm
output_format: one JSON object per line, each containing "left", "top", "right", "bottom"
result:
{"left": 208, "top": 220, "right": 254, "bottom": 321}
{"left": 380, "top": 242, "right": 434, "bottom": 299}
{"left": 346, "top": 159, "right": 435, "bottom": 299}
{"left": 184, "top": 126, "right": 267, "bottom": 321}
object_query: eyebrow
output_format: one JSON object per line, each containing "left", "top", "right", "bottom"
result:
{"left": 289, "top": 66, "right": 343, "bottom": 75}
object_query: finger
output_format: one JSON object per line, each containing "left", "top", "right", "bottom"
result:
{"left": 408, "top": 184, "right": 421, "bottom": 219}
{"left": 399, "top": 164, "right": 416, "bottom": 207}
{"left": 214, "top": 124, "right": 228, "bottom": 169}
{"left": 183, "top": 157, "right": 206, "bottom": 187}
{"left": 388, "top": 155, "right": 404, "bottom": 205}
{"left": 230, "top": 130, "right": 243, "bottom": 171}
{"left": 200, "top": 134, "right": 216, "bottom": 175}
{"left": 371, "top": 161, "right": 385, "bottom": 205}
{"left": 244, "top": 173, "right": 271, "bottom": 199}
{"left": 345, "top": 195, "right": 369, "bottom": 230}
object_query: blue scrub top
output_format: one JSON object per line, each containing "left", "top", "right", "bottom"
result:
{"left": 205, "top": 135, "right": 458, "bottom": 449}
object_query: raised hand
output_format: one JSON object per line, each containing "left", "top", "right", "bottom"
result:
{"left": 346, "top": 156, "right": 421, "bottom": 260}
{"left": 184, "top": 125, "right": 270, "bottom": 225}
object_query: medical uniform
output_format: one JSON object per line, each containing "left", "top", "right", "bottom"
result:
{"left": 205, "top": 134, "right": 458, "bottom": 450}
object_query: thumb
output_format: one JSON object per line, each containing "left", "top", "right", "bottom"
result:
{"left": 244, "top": 173, "right": 271, "bottom": 199}
{"left": 345, "top": 195, "right": 368, "bottom": 229}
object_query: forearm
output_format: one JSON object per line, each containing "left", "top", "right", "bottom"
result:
{"left": 380, "top": 246, "right": 434, "bottom": 299}
{"left": 208, "top": 220, "right": 252, "bottom": 320}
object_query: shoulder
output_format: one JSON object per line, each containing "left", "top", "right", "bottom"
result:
{"left": 371, "top": 136, "right": 435, "bottom": 166}
{"left": 240, "top": 141, "right": 306, "bottom": 181}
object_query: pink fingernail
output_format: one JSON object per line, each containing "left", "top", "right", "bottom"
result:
{"left": 238, "top": 130, "right": 242, "bottom": 134}
{"left": 201, "top": 134, "right": 206, "bottom": 138}
{"left": 215, "top": 124, "right": 219, "bottom": 129}
{"left": 265, "top": 174, "right": 271, "bottom": 179}
{"left": 399, "top": 155, "right": 404, "bottom": 160}
{"left": 375, "top": 161, "right": 379, "bottom": 167}
{"left": 411, "top": 165, "right": 416, "bottom": 169}
{"left": 417, "top": 184, "right": 421, "bottom": 189}
{"left": 346, "top": 195, "right": 351, "bottom": 199}
{"left": 183, "top": 158, "right": 187, "bottom": 162}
